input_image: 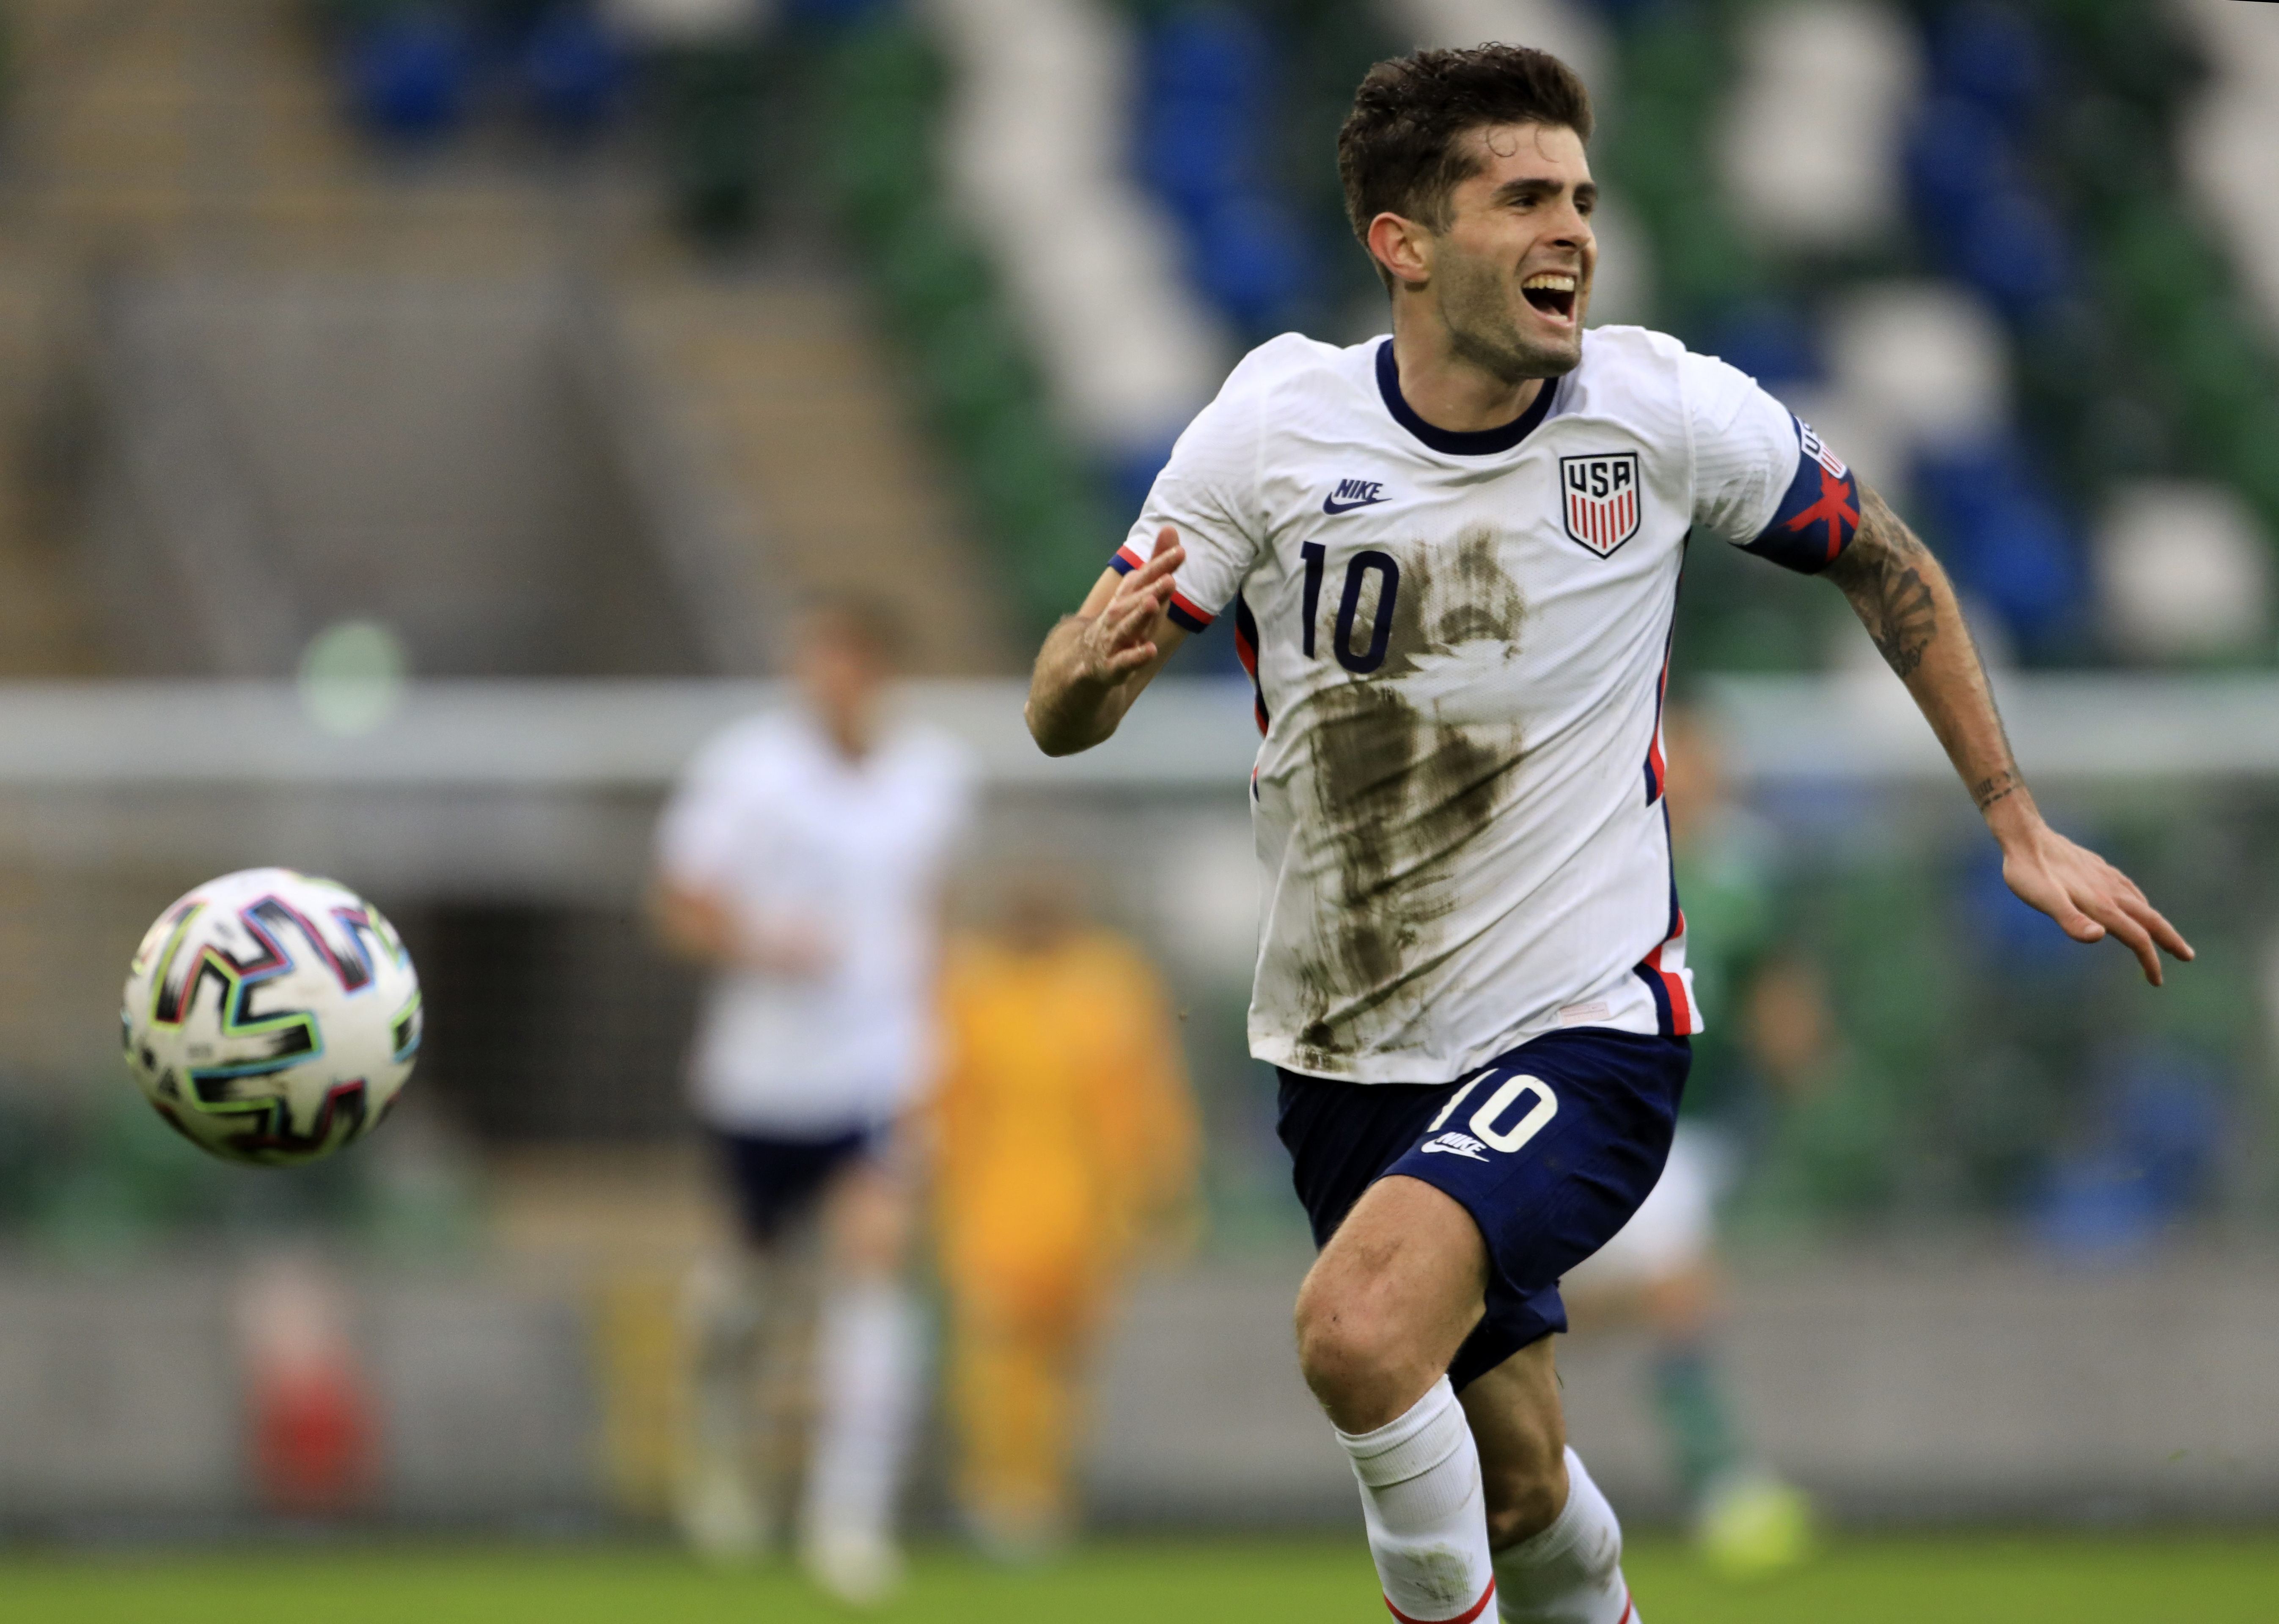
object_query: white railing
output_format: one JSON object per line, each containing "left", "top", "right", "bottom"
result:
{"left": 0, "top": 673, "right": 2272, "bottom": 789}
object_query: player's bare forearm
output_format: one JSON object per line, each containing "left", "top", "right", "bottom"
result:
{"left": 1025, "top": 526, "right": 1190, "bottom": 756}
{"left": 1026, "top": 612, "right": 1149, "bottom": 755}
{"left": 650, "top": 880, "right": 834, "bottom": 977}
{"left": 1827, "top": 484, "right": 2194, "bottom": 983}
{"left": 1828, "top": 486, "right": 2019, "bottom": 818}
{"left": 649, "top": 881, "right": 739, "bottom": 966}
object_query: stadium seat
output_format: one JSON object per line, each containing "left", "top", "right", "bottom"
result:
{"left": 1954, "top": 188, "right": 2076, "bottom": 317}
{"left": 515, "top": 5, "right": 630, "bottom": 136}
{"left": 1930, "top": 1, "right": 2046, "bottom": 128}
{"left": 2056, "top": 0, "right": 2203, "bottom": 118}
{"left": 829, "top": 123, "right": 935, "bottom": 250}
{"left": 2217, "top": 404, "right": 2279, "bottom": 520}
{"left": 339, "top": 11, "right": 476, "bottom": 144}
{"left": 1137, "top": 95, "right": 1259, "bottom": 227}
{"left": 1129, "top": 7, "right": 1321, "bottom": 337}
{"left": 2170, "top": 306, "right": 2272, "bottom": 437}
{"left": 2049, "top": 93, "right": 2166, "bottom": 215}
{"left": 1913, "top": 441, "right": 2085, "bottom": 651}
{"left": 648, "top": 41, "right": 772, "bottom": 243}
{"left": 1184, "top": 193, "right": 1314, "bottom": 338}
{"left": 2095, "top": 478, "right": 2272, "bottom": 662}
{"left": 1106, "top": 440, "right": 1178, "bottom": 533}
{"left": 822, "top": 36, "right": 941, "bottom": 244}
{"left": 1702, "top": 301, "right": 1822, "bottom": 390}
{"left": 823, "top": 17, "right": 946, "bottom": 115}
{"left": 1721, "top": 0, "right": 1920, "bottom": 256}
{"left": 2034, "top": 1049, "right": 2228, "bottom": 1259}
{"left": 783, "top": 0, "right": 897, "bottom": 22}
{"left": 871, "top": 219, "right": 999, "bottom": 342}
{"left": 963, "top": 411, "right": 1108, "bottom": 614}
{"left": 916, "top": 317, "right": 1044, "bottom": 455}
{"left": 1652, "top": 194, "right": 1757, "bottom": 330}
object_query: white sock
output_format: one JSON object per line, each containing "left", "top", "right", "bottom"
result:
{"left": 803, "top": 1279, "right": 924, "bottom": 1547}
{"left": 1335, "top": 1377, "right": 1498, "bottom": 1624}
{"left": 1495, "top": 1447, "right": 1635, "bottom": 1624}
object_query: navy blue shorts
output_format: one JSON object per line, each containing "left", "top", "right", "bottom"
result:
{"left": 1278, "top": 1027, "right": 1690, "bottom": 1390}
{"left": 713, "top": 1124, "right": 880, "bottom": 1247}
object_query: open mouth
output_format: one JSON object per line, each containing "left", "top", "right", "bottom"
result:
{"left": 1521, "top": 272, "right": 1578, "bottom": 321}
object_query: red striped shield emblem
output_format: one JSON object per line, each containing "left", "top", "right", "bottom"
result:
{"left": 1559, "top": 451, "right": 1642, "bottom": 559}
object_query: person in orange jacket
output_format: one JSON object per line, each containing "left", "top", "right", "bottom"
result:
{"left": 930, "top": 877, "right": 1199, "bottom": 1557}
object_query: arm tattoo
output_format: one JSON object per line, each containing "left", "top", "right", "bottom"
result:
{"left": 1828, "top": 485, "right": 1938, "bottom": 679}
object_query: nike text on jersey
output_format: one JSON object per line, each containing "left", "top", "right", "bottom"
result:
{"left": 1324, "top": 477, "right": 1391, "bottom": 514}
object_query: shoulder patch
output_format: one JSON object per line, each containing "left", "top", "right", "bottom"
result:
{"left": 1744, "top": 417, "right": 1860, "bottom": 573}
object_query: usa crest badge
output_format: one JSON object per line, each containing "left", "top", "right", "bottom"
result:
{"left": 1559, "top": 452, "right": 1642, "bottom": 559}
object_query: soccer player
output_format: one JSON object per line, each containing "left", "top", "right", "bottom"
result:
{"left": 1023, "top": 44, "right": 2191, "bottom": 1624}
{"left": 932, "top": 872, "right": 1199, "bottom": 1556}
{"left": 652, "top": 596, "right": 975, "bottom": 1602}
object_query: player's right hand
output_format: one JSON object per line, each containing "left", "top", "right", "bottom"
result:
{"left": 1075, "top": 526, "right": 1185, "bottom": 686}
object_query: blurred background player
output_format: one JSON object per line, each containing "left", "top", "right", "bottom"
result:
{"left": 931, "top": 870, "right": 1199, "bottom": 1559}
{"left": 1561, "top": 706, "right": 1813, "bottom": 1575}
{"left": 651, "top": 596, "right": 976, "bottom": 1601}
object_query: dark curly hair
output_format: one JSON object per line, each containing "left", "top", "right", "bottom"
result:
{"left": 1337, "top": 44, "right": 1594, "bottom": 285}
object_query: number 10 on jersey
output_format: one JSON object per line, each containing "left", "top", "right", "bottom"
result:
{"left": 1300, "top": 543, "right": 1402, "bottom": 675}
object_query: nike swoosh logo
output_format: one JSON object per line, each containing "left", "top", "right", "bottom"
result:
{"left": 1322, "top": 495, "right": 1390, "bottom": 514}
{"left": 1420, "top": 1142, "right": 1488, "bottom": 1160}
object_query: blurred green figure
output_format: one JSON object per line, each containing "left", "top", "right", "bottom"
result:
{"left": 1562, "top": 707, "right": 1814, "bottom": 1576}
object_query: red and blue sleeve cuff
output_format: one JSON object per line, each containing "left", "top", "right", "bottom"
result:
{"left": 1107, "top": 543, "right": 1216, "bottom": 632}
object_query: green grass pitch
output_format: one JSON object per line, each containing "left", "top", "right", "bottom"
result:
{"left": 3, "top": 1534, "right": 2276, "bottom": 1622}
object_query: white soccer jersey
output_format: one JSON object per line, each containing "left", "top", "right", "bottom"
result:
{"left": 656, "top": 708, "right": 978, "bottom": 1132}
{"left": 1116, "top": 326, "right": 1859, "bottom": 1085}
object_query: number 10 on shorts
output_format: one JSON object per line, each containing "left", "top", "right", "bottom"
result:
{"left": 1429, "top": 1073, "right": 1559, "bottom": 1154}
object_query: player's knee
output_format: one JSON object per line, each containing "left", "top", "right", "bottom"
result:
{"left": 1293, "top": 1280, "right": 1419, "bottom": 1423}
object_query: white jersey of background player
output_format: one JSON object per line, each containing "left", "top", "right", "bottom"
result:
{"left": 1028, "top": 43, "right": 2190, "bottom": 1624}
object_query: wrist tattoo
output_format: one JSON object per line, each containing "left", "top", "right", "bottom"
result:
{"left": 1972, "top": 768, "right": 2021, "bottom": 812}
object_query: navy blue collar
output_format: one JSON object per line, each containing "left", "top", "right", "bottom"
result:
{"left": 1375, "top": 338, "right": 1559, "bottom": 455}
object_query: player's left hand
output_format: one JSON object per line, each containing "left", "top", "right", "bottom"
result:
{"left": 1999, "top": 820, "right": 2194, "bottom": 986}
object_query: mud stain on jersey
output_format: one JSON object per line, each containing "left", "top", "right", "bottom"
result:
{"left": 1288, "top": 526, "right": 1530, "bottom": 1071}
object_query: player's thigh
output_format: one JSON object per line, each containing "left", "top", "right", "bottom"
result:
{"left": 1296, "top": 1173, "right": 1491, "bottom": 1393}
{"left": 1458, "top": 1335, "right": 1570, "bottom": 1547}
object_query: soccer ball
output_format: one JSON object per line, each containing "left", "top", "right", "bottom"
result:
{"left": 120, "top": 868, "right": 423, "bottom": 1167}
